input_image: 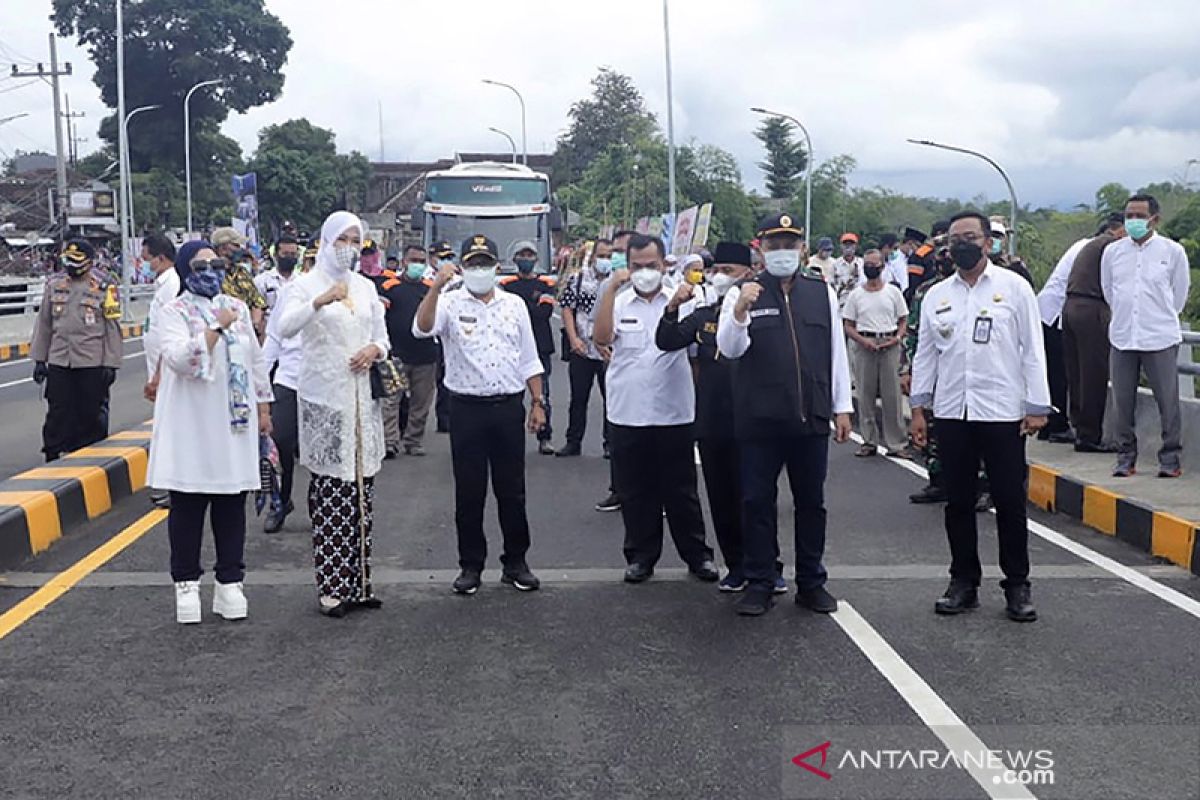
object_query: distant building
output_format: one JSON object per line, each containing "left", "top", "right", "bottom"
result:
{"left": 12, "top": 152, "right": 57, "bottom": 175}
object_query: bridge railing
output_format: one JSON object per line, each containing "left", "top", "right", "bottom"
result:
{"left": 0, "top": 279, "right": 155, "bottom": 316}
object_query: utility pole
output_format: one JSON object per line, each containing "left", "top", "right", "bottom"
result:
{"left": 11, "top": 34, "right": 72, "bottom": 238}
{"left": 62, "top": 93, "right": 85, "bottom": 167}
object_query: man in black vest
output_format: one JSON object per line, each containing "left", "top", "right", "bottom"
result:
{"left": 717, "top": 214, "right": 853, "bottom": 616}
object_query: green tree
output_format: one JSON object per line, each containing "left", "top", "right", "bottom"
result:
{"left": 754, "top": 117, "right": 807, "bottom": 199}
{"left": 1094, "top": 182, "right": 1130, "bottom": 216}
{"left": 554, "top": 68, "right": 658, "bottom": 185}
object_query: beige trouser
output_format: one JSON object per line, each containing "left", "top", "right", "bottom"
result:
{"left": 853, "top": 338, "right": 906, "bottom": 450}
{"left": 400, "top": 362, "right": 437, "bottom": 449}
{"left": 381, "top": 358, "right": 404, "bottom": 452}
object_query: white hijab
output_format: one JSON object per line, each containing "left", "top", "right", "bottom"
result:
{"left": 316, "top": 210, "right": 365, "bottom": 280}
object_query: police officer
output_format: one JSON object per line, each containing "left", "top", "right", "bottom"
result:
{"left": 717, "top": 214, "right": 853, "bottom": 616}
{"left": 30, "top": 239, "right": 123, "bottom": 461}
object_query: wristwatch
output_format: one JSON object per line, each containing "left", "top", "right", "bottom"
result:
{"left": 531, "top": 396, "right": 547, "bottom": 408}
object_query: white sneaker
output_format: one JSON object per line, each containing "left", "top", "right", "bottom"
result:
{"left": 175, "top": 580, "right": 201, "bottom": 624}
{"left": 212, "top": 581, "right": 248, "bottom": 621}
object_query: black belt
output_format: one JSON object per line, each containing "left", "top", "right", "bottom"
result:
{"left": 859, "top": 330, "right": 898, "bottom": 338}
{"left": 1065, "top": 292, "right": 1105, "bottom": 301}
{"left": 450, "top": 392, "right": 522, "bottom": 405}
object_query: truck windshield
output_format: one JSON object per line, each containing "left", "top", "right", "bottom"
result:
{"left": 429, "top": 213, "right": 551, "bottom": 274}
{"left": 425, "top": 177, "right": 549, "bottom": 206}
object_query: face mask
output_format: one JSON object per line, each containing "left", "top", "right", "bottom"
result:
{"left": 186, "top": 269, "right": 224, "bottom": 298}
{"left": 949, "top": 242, "right": 984, "bottom": 271}
{"left": 630, "top": 268, "right": 663, "bottom": 294}
{"left": 1124, "top": 218, "right": 1151, "bottom": 240}
{"left": 863, "top": 265, "right": 883, "bottom": 280}
{"left": 710, "top": 273, "right": 736, "bottom": 296}
{"left": 990, "top": 239, "right": 1003, "bottom": 256}
{"left": 763, "top": 249, "right": 801, "bottom": 278}
{"left": 406, "top": 263, "right": 427, "bottom": 281}
{"left": 277, "top": 256, "right": 298, "bottom": 274}
{"left": 594, "top": 257, "right": 612, "bottom": 275}
{"left": 463, "top": 266, "right": 497, "bottom": 296}
{"left": 333, "top": 244, "right": 358, "bottom": 273}
{"left": 515, "top": 257, "right": 537, "bottom": 274}
{"left": 611, "top": 252, "right": 627, "bottom": 271}
{"left": 65, "top": 261, "right": 90, "bottom": 278}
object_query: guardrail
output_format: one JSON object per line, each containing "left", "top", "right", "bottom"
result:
{"left": 0, "top": 279, "right": 155, "bottom": 315}
{"left": 1179, "top": 328, "right": 1198, "bottom": 399}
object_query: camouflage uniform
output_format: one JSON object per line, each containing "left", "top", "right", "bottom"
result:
{"left": 221, "top": 263, "right": 267, "bottom": 313}
{"left": 902, "top": 275, "right": 946, "bottom": 486}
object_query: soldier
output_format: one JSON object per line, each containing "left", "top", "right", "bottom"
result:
{"left": 212, "top": 227, "right": 267, "bottom": 333}
{"left": 30, "top": 239, "right": 123, "bottom": 461}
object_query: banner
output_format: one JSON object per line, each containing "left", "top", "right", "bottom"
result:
{"left": 690, "top": 203, "right": 714, "bottom": 251}
{"left": 656, "top": 214, "right": 672, "bottom": 249}
{"left": 65, "top": 189, "right": 117, "bottom": 226}
{"left": 670, "top": 206, "right": 698, "bottom": 256}
{"left": 230, "top": 173, "right": 260, "bottom": 250}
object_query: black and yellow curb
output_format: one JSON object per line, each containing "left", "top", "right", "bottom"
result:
{"left": 0, "top": 420, "right": 153, "bottom": 569}
{"left": 0, "top": 323, "right": 145, "bottom": 365}
{"left": 1028, "top": 462, "right": 1200, "bottom": 576}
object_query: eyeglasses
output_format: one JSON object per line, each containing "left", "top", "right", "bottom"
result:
{"left": 189, "top": 258, "right": 228, "bottom": 273}
{"left": 947, "top": 234, "right": 985, "bottom": 246}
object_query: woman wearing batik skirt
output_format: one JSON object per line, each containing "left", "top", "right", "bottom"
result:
{"left": 277, "top": 211, "right": 389, "bottom": 617}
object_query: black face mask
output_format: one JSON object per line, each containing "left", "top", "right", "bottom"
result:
{"left": 277, "top": 256, "right": 298, "bottom": 274}
{"left": 949, "top": 242, "right": 983, "bottom": 271}
{"left": 863, "top": 265, "right": 883, "bottom": 280}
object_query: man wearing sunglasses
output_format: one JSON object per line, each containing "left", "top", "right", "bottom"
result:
{"left": 29, "top": 239, "right": 124, "bottom": 461}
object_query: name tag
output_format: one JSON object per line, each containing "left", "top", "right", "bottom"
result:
{"left": 619, "top": 317, "right": 639, "bottom": 326}
{"left": 458, "top": 315, "right": 478, "bottom": 324}
{"left": 749, "top": 308, "right": 780, "bottom": 318}
{"left": 935, "top": 305, "right": 953, "bottom": 315}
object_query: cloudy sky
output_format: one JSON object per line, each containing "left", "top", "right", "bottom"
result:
{"left": 3, "top": 0, "right": 1199, "bottom": 208}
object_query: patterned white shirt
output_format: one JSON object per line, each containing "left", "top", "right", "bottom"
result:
{"left": 414, "top": 287, "right": 543, "bottom": 396}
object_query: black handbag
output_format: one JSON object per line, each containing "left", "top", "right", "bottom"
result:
{"left": 370, "top": 359, "right": 405, "bottom": 399}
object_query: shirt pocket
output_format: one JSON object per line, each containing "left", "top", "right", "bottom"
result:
{"left": 616, "top": 316, "right": 647, "bottom": 351}
{"left": 930, "top": 304, "right": 962, "bottom": 349}
{"left": 80, "top": 293, "right": 102, "bottom": 325}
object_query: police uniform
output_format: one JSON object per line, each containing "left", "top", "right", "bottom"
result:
{"left": 30, "top": 240, "right": 123, "bottom": 461}
{"left": 716, "top": 214, "right": 853, "bottom": 614}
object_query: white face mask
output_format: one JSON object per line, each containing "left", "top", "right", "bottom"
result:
{"left": 763, "top": 249, "right": 801, "bottom": 278}
{"left": 463, "top": 266, "right": 497, "bottom": 296}
{"left": 710, "top": 273, "right": 736, "bottom": 296}
{"left": 333, "top": 244, "right": 358, "bottom": 273}
{"left": 630, "top": 268, "right": 663, "bottom": 294}
{"left": 593, "top": 258, "right": 612, "bottom": 275}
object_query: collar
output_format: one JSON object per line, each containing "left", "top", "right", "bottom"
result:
{"left": 627, "top": 287, "right": 670, "bottom": 305}
{"left": 951, "top": 261, "right": 995, "bottom": 289}
{"left": 1132, "top": 232, "right": 1158, "bottom": 248}
{"left": 155, "top": 268, "right": 176, "bottom": 286}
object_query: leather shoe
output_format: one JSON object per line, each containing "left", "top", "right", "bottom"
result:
{"left": 795, "top": 585, "right": 838, "bottom": 613}
{"left": 1004, "top": 585, "right": 1037, "bottom": 622}
{"left": 934, "top": 582, "right": 979, "bottom": 615}
{"left": 909, "top": 484, "right": 947, "bottom": 504}
{"left": 1046, "top": 430, "right": 1075, "bottom": 444}
{"left": 736, "top": 589, "right": 774, "bottom": 616}
{"left": 263, "top": 500, "right": 294, "bottom": 534}
{"left": 555, "top": 443, "right": 581, "bottom": 457}
{"left": 538, "top": 440, "right": 555, "bottom": 456}
{"left": 1074, "top": 440, "right": 1117, "bottom": 453}
{"left": 689, "top": 559, "right": 719, "bottom": 582}
{"left": 623, "top": 563, "right": 654, "bottom": 583}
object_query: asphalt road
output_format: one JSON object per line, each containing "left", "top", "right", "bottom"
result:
{"left": 2, "top": 356, "right": 1200, "bottom": 799}
{"left": 0, "top": 337, "right": 151, "bottom": 476}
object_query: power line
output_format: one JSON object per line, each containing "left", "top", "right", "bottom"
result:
{"left": 0, "top": 79, "right": 39, "bottom": 95}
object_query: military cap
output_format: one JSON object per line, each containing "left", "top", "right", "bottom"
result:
{"left": 756, "top": 212, "right": 804, "bottom": 238}
{"left": 461, "top": 234, "right": 499, "bottom": 263}
{"left": 61, "top": 238, "right": 96, "bottom": 266}
{"left": 429, "top": 240, "right": 455, "bottom": 257}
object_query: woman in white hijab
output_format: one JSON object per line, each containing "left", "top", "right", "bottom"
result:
{"left": 277, "top": 211, "right": 390, "bottom": 617}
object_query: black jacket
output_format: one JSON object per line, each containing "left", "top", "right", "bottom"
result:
{"left": 656, "top": 300, "right": 733, "bottom": 441}
{"left": 381, "top": 277, "right": 439, "bottom": 365}
{"left": 500, "top": 274, "right": 556, "bottom": 355}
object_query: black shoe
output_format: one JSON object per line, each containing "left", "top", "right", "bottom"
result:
{"left": 263, "top": 500, "right": 294, "bottom": 534}
{"left": 909, "top": 484, "right": 947, "bottom": 504}
{"left": 353, "top": 596, "right": 383, "bottom": 610}
{"left": 624, "top": 563, "right": 654, "bottom": 583}
{"left": 538, "top": 440, "right": 555, "bottom": 456}
{"left": 501, "top": 563, "right": 541, "bottom": 592}
{"left": 689, "top": 559, "right": 720, "bottom": 582}
{"left": 795, "top": 586, "right": 838, "bottom": 613}
{"left": 1036, "top": 429, "right": 1051, "bottom": 441}
{"left": 1074, "top": 440, "right": 1116, "bottom": 453}
{"left": 555, "top": 443, "right": 582, "bottom": 457}
{"left": 1004, "top": 585, "right": 1037, "bottom": 622}
{"left": 595, "top": 492, "right": 621, "bottom": 512}
{"left": 1047, "top": 430, "right": 1075, "bottom": 444}
{"left": 384, "top": 449, "right": 398, "bottom": 460}
{"left": 453, "top": 569, "right": 482, "bottom": 595}
{"left": 975, "top": 492, "right": 993, "bottom": 512}
{"left": 736, "top": 589, "right": 774, "bottom": 616}
{"left": 934, "top": 582, "right": 979, "bottom": 615}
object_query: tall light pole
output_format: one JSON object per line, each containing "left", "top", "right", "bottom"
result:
{"left": 663, "top": 0, "right": 678, "bottom": 222}
{"left": 482, "top": 79, "right": 526, "bottom": 165}
{"left": 1184, "top": 158, "right": 1200, "bottom": 189}
{"left": 184, "top": 78, "right": 222, "bottom": 234}
{"left": 751, "top": 107, "right": 813, "bottom": 250}
{"left": 908, "top": 138, "right": 1019, "bottom": 256}
{"left": 488, "top": 127, "right": 517, "bottom": 164}
{"left": 121, "top": 104, "right": 160, "bottom": 242}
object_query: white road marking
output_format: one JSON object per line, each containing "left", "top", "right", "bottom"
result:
{"left": 851, "top": 430, "right": 1200, "bottom": 621}
{"left": 833, "top": 601, "right": 1037, "bottom": 799}
{"left": 0, "top": 350, "right": 145, "bottom": 390}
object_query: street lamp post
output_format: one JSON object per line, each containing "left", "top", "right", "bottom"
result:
{"left": 488, "top": 127, "right": 518, "bottom": 163}
{"left": 0, "top": 113, "right": 30, "bottom": 128}
{"left": 907, "top": 138, "right": 1019, "bottom": 256}
{"left": 121, "top": 105, "right": 161, "bottom": 242}
{"left": 751, "top": 107, "right": 813, "bottom": 250}
{"left": 663, "top": 0, "right": 677, "bottom": 222}
{"left": 1184, "top": 158, "right": 1200, "bottom": 189}
{"left": 184, "top": 79, "right": 222, "bottom": 234}
{"left": 482, "top": 79, "right": 526, "bottom": 165}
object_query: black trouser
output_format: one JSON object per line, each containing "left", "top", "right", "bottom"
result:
{"left": 167, "top": 491, "right": 247, "bottom": 583}
{"left": 449, "top": 394, "right": 531, "bottom": 571}
{"left": 740, "top": 432, "right": 828, "bottom": 593}
{"left": 937, "top": 419, "right": 1030, "bottom": 589}
{"left": 537, "top": 352, "right": 554, "bottom": 442}
{"left": 1042, "top": 324, "right": 1070, "bottom": 434}
{"left": 698, "top": 437, "right": 744, "bottom": 572}
{"left": 610, "top": 423, "right": 711, "bottom": 568}
{"left": 565, "top": 354, "right": 608, "bottom": 448}
{"left": 435, "top": 355, "right": 451, "bottom": 431}
{"left": 270, "top": 384, "right": 300, "bottom": 506}
{"left": 1062, "top": 297, "right": 1111, "bottom": 447}
{"left": 42, "top": 365, "right": 109, "bottom": 461}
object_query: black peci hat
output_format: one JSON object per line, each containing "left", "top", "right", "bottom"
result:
{"left": 712, "top": 241, "right": 752, "bottom": 267}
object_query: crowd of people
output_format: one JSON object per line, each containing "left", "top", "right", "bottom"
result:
{"left": 29, "top": 190, "right": 1191, "bottom": 624}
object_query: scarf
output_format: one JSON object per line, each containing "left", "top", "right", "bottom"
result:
{"left": 183, "top": 293, "right": 252, "bottom": 432}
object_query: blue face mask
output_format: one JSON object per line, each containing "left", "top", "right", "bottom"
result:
{"left": 611, "top": 252, "right": 628, "bottom": 271}
{"left": 515, "top": 257, "right": 537, "bottom": 274}
{"left": 406, "top": 263, "right": 427, "bottom": 281}
{"left": 990, "top": 239, "right": 1003, "bottom": 256}
{"left": 1124, "top": 218, "right": 1151, "bottom": 240}
{"left": 185, "top": 269, "right": 224, "bottom": 298}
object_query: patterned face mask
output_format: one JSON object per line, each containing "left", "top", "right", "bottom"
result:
{"left": 333, "top": 244, "right": 359, "bottom": 273}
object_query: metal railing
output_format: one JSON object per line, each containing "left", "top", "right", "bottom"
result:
{"left": 0, "top": 278, "right": 155, "bottom": 316}
{"left": 1179, "top": 327, "right": 1198, "bottom": 399}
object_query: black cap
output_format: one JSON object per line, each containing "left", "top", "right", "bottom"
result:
{"left": 361, "top": 238, "right": 378, "bottom": 254}
{"left": 712, "top": 241, "right": 752, "bottom": 267}
{"left": 61, "top": 238, "right": 95, "bottom": 266}
{"left": 903, "top": 226, "right": 927, "bottom": 244}
{"left": 461, "top": 234, "right": 499, "bottom": 263}
{"left": 878, "top": 233, "right": 898, "bottom": 248}
{"left": 930, "top": 219, "right": 951, "bottom": 238}
{"left": 430, "top": 240, "right": 455, "bottom": 257}
{"left": 756, "top": 212, "right": 804, "bottom": 238}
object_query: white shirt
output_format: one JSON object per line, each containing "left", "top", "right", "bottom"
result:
{"left": 1100, "top": 233, "right": 1190, "bottom": 352}
{"left": 1037, "top": 237, "right": 1089, "bottom": 326}
{"left": 414, "top": 286, "right": 543, "bottom": 396}
{"left": 605, "top": 288, "right": 695, "bottom": 427}
{"left": 716, "top": 282, "right": 854, "bottom": 416}
{"left": 842, "top": 283, "right": 908, "bottom": 334}
{"left": 261, "top": 278, "right": 302, "bottom": 390}
{"left": 911, "top": 263, "right": 1052, "bottom": 422}
{"left": 254, "top": 268, "right": 297, "bottom": 324}
{"left": 884, "top": 251, "right": 909, "bottom": 293}
{"left": 143, "top": 267, "right": 180, "bottom": 375}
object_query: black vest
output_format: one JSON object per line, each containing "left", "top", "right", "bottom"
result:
{"left": 732, "top": 272, "right": 833, "bottom": 439}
